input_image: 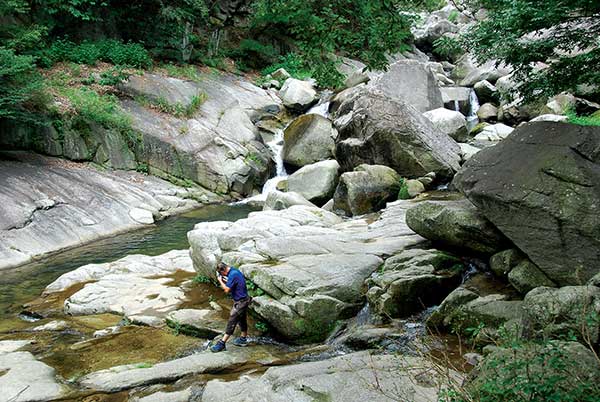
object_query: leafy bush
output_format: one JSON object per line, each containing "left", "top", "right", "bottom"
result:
{"left": 433, "top": 36, "right": 464, "bottom": 60}
{"left": 137, "top": 92, "right": 207, "bottom": 118}
{"left": 0, "top": 47, "right": 47, "bottom": 123}
{"left": 43, "top": 39, "right": 152, "bottom": 69}
{"left": 398, "top": 179, "right": 411, "bottom": 200}
{"left": 65, "top": 88, "right": 132, "bottom": 132}
{"left": 566, "top": 109, "right": 600, "bottom": 127}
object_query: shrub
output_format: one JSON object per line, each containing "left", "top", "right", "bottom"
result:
{"left": 192, "top": 274, "right": 212, "bottom": 284}
{"left": 44, "top": 39, "right": 152, "bottom": 69}
{"left": 398, "top": 179, "right": 411, "bottom": 200}
{"left": 566, "top": 109, "right": 600, "bottom": 127}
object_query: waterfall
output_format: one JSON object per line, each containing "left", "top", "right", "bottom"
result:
{"left": 307, "top": 101, "right": 331, "bottom": 118}
{"left": 466, "top": 89, "right": 480, "bottom": 131}
{"left": 241, "top": 125, "right": 289, "bottom": 203}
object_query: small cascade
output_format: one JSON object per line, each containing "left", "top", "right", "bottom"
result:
{"left": 466, "top": 89, "right": 481, "bottom": 131}
{"left": 307, "top": 101, "right": 331, "bottom": 118}
{"left": 242, "top": 125, "right": 289, "bottom": 203}
{"left": 453, "top": 99, "right": 460, "bottom": 112}
{"left": 307, "top": 90, "right": 334, "bottom": 118}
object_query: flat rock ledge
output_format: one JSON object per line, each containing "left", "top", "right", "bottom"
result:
{"left": 202, "top": 351, "right": 461, "bottom": 402}
{"left": 79, "top": 346, "right": 285, "bottom": 393}
{"left": 188, "top": 201, "right": 426, "bottom": 342}
{"left": 0, "top": 340, "right": 68, "bottom": 402}
{"left": 43, "top": 250, "right": 194, "bottom": 318}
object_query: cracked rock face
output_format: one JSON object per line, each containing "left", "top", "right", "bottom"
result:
{"left": 453, "top": 122, "right": 600, "bottom": 286}
{"left": 188, "top": 202, "right": 425, "bottom": 342}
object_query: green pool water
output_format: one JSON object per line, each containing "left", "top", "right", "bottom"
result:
{"left": 0, "top": 203, "right": 257, "bottom": 320}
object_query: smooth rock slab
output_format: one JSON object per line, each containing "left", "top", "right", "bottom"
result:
{"left": 202, "top": 351, "right": 460, "bottom": 402}
{"left": 0, "top": 351, "right": 67, "bottom": 402}
{"left": 80, "top": 347, "right": 284, "bottom": 392}
{"left": 0, "top": 153, "right": 202, "bottom": 271}
{"left": 43, "top": 250, "right": 195, "bottom": 318}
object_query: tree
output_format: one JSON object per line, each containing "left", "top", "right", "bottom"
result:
{"left": 463, "top": 0, "right": 600, "bottom": 101}
{"left": 251, "top": 0, "right": 416, "bottom": 87}
{"left": 0, "top": 48, "right": 45, "bottom": 123}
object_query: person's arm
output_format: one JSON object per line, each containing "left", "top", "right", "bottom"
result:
{"left": 216, "top": 272, "right": 231, "bottom": 293}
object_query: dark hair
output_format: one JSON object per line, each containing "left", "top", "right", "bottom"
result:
{"left": 217, "top": 262, "right": 228, "bottom": 272}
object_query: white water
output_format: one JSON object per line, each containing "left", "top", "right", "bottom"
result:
{"left": 307, "top": 101, "right": 331, "bottom": 118}
{"left": 466, "top": 89, "right": 481, "bottom": 131}
{"left": 241, "top": 126, "right": 289, "bottom": 203}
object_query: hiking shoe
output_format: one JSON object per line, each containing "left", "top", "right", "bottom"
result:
{"left": 232, "top": 337, "right": 248, "bottom": 346}
{"left": 210, "top": 340, "right": 226, "bottom": 353}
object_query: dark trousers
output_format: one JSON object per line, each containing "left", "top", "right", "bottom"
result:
{"left": 225, "top": 297, "right": 252, "bottom": 335}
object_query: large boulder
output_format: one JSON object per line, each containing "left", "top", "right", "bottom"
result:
{"left": 333, "top": 88, "right": 461, "bottom": 179}
{"left": 333, "top": 165, "right": 400, "bottom": 217}
{"left": 428, "top": 290, "right": 523, "bottom": 336}
{"left": 287, "top": 160, "right": 340, "bottom": 205}
{"left": 454, "top": 122, "right": 600, "bottom": 285}
{"left": 367, "top": 249, "right": 464, "bottom": 318}
{"left": 263, "top": 191, "right": 316, "bottom": 211}
{"left": 370, "top": 60, "right": 444, "bottom": 113}
{"left": 423, "top": 108, "right": 468, "bottom": 142}
{"left": 507, "top": 260, "right": 555, "bottom": 294}
{"left": 472, "top": 123, "right": 514, "bottom": 142}
{"left": 474, "top": 80, "right": 499, "bottom": 104}
{"left": 406, "top": 199, "right": 510, "bottom": 254}
{"left": 282, "top": 114, "right": 336, "bottom": 170}
{"left": 523, "top": 286, "right": 600, "bottom": 343}
{"left": 279, "top": 78, "right": 317, "bottom": 111}
{"left": 188, "top": 202, "right": 425, "bottom": 342}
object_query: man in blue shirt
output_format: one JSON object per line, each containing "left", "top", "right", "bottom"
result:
{"left": 211, "top": 261, "right": 252, "bottom": 352}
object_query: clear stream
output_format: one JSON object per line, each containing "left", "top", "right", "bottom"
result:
{"left": 0, "top": 203, "right": 258, "bottom": 321}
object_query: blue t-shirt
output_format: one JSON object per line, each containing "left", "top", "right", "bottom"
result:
{"left": 226, "top": 267, "right": 248, "bottom": 301}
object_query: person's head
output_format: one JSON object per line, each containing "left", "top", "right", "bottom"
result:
{"left": 217, "top": 261, "right": 230, "bottom": 275}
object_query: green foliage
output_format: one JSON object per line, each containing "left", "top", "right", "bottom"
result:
{"left": 192, "top": 274, "right": 212, "bottom": 284}
{"left": 136, "top": 162, "right": 149, "bottom": 174}
{"left": 98, "top": 66, "right": 129, "bottom": 86}
{"left": 255, "top": 321, "right": 269, "bottom": 333}
{"left": 42, "top": 39, "right": 152, "bottom": 69}
{"left": 136, "top": 92, "right": 206, "bottom": 118}
{"left": 433, "top": 36, "right": 464, "bottom": 60}
{"left": 251, "top": 0, "right": 415, "bottom": 87}
{"left": 246, "top": 279, "right": 265, "bottom": 297}
{"left": 160, "top": 63, "right": 202, "bottom": 82}
{"left": 134, "top": 362, "right": 153, "bottom": 369}
{"left": 398, "top": 178, "right": 411, "bottom": 200}
{"left": 65, "top": 87, "right": 132, "bottom": 133}
{"left": 447, "top": 9, "right": 460, "bottom": 23}
{"left": 0, "top": 47, "right": 47, "bottom": 123}
{"left": 458, "top": 339, "right": 600, "bottom": 402}
{"left": 228, "top": 39, "right": 278, "bottom": 71}
{"left": 463, "top": 0, "right": 600, "bottom": 101}
{"left": 566, "top": 109, "right": 600, "bottom": 126}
